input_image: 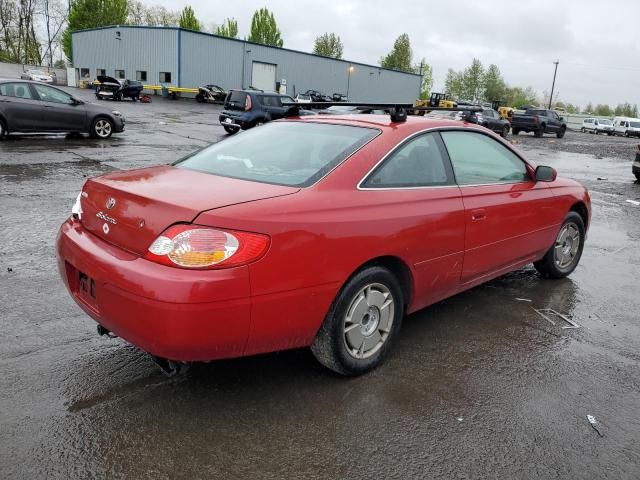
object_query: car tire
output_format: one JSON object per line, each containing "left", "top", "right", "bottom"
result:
{"left": 195, "top": 94, "right": 205, "bottom": 103}
{"left": 223, "top": 125, "right": 239, "bottom": 135}
{"left": 501, "top": 125, "right": 509, "bottom": 138}
{"left": 90, "top": 117, "right": 114, "bottom": 139}
{"left": 533, "top": 212, "right": 585, "bottom": 279}
{"left": 625, "top": 131, "right": 629, "bottom": 137}
{"left": 556, "top": 126, "right": 566, "bottom": 138}
{"left": 580, "top": 127, "right": 585, "bottom": 133}
{"left": 311, "top": 266, "right": 404, "bottom": 376}
{"left": 512, "top": 128, "right": 520, "bottom": 135}
{"left": 534, "top": 126, "right": 544, "bottom": 138}
{"left": 0, "top": 117, "right": 7, "bottom": 140}
{"left": 114, "top": 92, "right": 122, "bottom": 102}
{"left": 635, "top": 174, "right": 640, "bottom": 182}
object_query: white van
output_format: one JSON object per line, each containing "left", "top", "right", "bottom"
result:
{"left": 613, "top": 117, "right": 640, "bottom": 137}
{"left": 581, "top": 118, "right": 614, "bottom": 135}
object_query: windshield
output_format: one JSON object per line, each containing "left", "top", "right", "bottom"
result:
{"left": 176, "top": 122, "right": 379, "bottom": 187}
{"left": 31, "top": 70, "right": 46, "bottom": 75}
{"left": 600, "top": 119, "right": 612, "bottom": 125}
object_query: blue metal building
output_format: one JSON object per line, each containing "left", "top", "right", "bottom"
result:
{"left": 71, "top": 26, "right": 422, "bottom": 102}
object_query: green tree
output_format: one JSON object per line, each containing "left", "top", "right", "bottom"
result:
{"left": 483, "top": 64, "right": 506, "bottom": 102}
{"left": 444, "top": 68, "right": 464, "bottom": 99}
{"left": 313, "top": 32, "right": 343, "bottom": 59}
{"left": 584, "top": 102, "right": 594, "bottom": 114}
{"left": 215, "top": 18, "right": 238, "bottom": 38}
{"left": 504, "top": 86, "right": 538, "bottom": 108}
{"left": 461, "top": 58, "right": 484, "bottom": 102}
{"left": 62, "top": 0, "right": 129, "bottom": 62}
{"left": 413, "top": 58, "right": 433, "bottom": 100}
{"left": 247, "top": 8, "right": 283, "bottom": 47}
{"left": 565, "top": 103, "right": 578, "bottom": 114}
{"left": 380, "top": 33, "right": 413, "bottom": 72}
{"left": 179, "top": 5, "right": 201, "bottom": 31}
{"left": 594, "top": 104, "right": 612, "bottom": 116}
{"left": 632, "top": 105, "right": 639, "bottom": 118}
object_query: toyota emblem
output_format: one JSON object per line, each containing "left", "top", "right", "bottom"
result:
{"left": 105, "top": 197, "right": 116, "bottom": 209}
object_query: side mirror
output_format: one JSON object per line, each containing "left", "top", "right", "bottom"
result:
{"left": 71, "top": 97, "right": 84, "bottom": 105}
{"left": 535, "top": 165, "right": 557, "bottom": 182}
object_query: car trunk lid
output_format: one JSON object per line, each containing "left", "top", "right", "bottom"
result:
{"left": 80, "top": 165, "right": 298, "bottom": 255}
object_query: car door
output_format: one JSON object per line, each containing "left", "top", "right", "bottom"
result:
{"left": 0, "top": 82, "right": 43, "bottom": 131}
{"left": 359, "top": 132, "right": 465, "bottom": 310}
{"left": 440, "top": 130, "right": 558, "bottom": 285}
{"left": 549, "top": 111, "right": 562, "bottom": 132}
{"left": 31, "top": 83, "right": 87, "bottom": 131}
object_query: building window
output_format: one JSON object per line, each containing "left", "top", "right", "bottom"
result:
{"left": 96, "top": 68, "right": 106, "bottom": 77}
{"left": 159, "top": 72, "right": 171, "bottom": 83}
{"left": 136, "top": 71, "right": 147, "bottom": 82}
{"left": 80, "top": 68, "right": 90, "bottom": 79}
{"left": 115, "top": 69, "right": 125, "bottom": 79}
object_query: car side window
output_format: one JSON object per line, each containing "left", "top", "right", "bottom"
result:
{"left": 33, "top": 84, "right": 73, "bottom": 105}
{"left": 362, "top": 133, "right": 453, "bottom": 188}
{"left": 0, "top": 82, "right": 34, "bottom": 99}
{"left": 441, "top": 131, "right": 529, "bottom": 185}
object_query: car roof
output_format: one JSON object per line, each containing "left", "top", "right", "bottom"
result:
{"left": 288, "top": 114, "right": 489, "bottom": 134}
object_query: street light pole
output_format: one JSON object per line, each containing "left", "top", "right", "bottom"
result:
{"left": 346, "top": 65, "right": 354, "bottom": 100}
{"left": 548, "top": 60, "right": 559, "bottom": 109}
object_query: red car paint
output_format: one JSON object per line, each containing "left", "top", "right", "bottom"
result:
{"left": 56, "top": 116, "right": 591, "bottom": 362}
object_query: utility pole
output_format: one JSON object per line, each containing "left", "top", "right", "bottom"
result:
{"left": 548, "top": 60, "right": 559, "bottom": 109}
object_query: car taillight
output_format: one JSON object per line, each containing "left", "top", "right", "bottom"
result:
{"left": 532, "top": 116, "right": 539, "bottom": 124}
{"left": 244, "top": 95, "right": 252, "bottom": 111}
{"left": 145, "top": 225, "right": 269, "bottom": 269}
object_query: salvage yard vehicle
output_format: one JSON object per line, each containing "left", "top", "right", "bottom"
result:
{"left": 20, "top": 69, "right": 54, "bottom": 83}
{"left": 95, "top": 75, "right": 143, "bottom": 101}
{"left": 57, "top": 103, "right": 591, "bottom": 376}
{"left": 0, "top": 79, "right": 125, "bottom": 139}
{"left": 479, "top": 108, "right": 510, "bottom": 137}
{"left": 218, "top": 89, "right": 313, "bottom": 134}
{"left": 511, "top": 108, "right": 567, "bottom": 138}
{"left": 303, "top": 89, "right": 332, "bottom": 102}
{"left": 613, "top": 117, "right": 640, "bottom": 137}
{"left": 633, "top": 145, "right": 640, "bottom": 181}
{"left": 581, "top": 118, "right": 614, "bottom": 135}
{"left": 195, "top": 84, "right": 227, "bottom": 103}
{"left": 415, "top": 92, "right": 457, "bottom": 115}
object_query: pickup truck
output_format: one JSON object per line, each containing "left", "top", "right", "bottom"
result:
{"left": 511, "top": 109, "right": 567, "bottom": 138}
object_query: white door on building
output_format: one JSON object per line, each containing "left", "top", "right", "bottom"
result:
{"left": 251, "top": 62, "right": 276, "bottom": 92}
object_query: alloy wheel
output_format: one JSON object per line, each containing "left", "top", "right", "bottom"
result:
{"left": 554, "top": 222, "right": 581, "bottom": 269}
{"left": 94, "top": 119, "right": 112, "bottom": 138}
{"left": 343, "top": 283, "right": 394, "bottom": 359}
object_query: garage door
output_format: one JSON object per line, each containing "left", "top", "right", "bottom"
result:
{"left": 251, "top": 62, "right": 276, "bottom": 92}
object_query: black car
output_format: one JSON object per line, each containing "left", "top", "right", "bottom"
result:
{"left": 196, "top": 84, "right": 227, "bottom": 103}
{"left": 0, "top": 80, "right": 125, "bottom": 139}
{"left": 219, "top": 90, "right": 314, "bottom": 134}
{"left": 479, "top": 108, "right": 510, "bottom": 137}
{"left": 303, "top": 89, "right": 332, "bottom": 102}
{"left": 95, "top": 75, "right": 143, "bottom": 101}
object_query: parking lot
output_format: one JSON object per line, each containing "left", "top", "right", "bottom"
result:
{"left": 2, "top": 88, "right": 640, "bottom": 479}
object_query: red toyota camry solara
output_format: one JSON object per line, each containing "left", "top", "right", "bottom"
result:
{"left": 57, "top": 114, "right": 591, "bottom": 375}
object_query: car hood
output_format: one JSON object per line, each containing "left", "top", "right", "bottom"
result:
{"left": 97, "top": 75, "right": 122, "bottom": 85}
{"left": 79, "top": 165, "right": 299, "bottom": 255}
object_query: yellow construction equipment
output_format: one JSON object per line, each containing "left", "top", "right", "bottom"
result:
{"left": 414, "top": 92, "right": 457, "bottom": 115}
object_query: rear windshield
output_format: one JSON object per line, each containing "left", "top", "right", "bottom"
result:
{"left": 175, "top": 122, "right": 379, "bottom": 187}
{"left": 227, "top": 90, "right": 246, "bottom": 103}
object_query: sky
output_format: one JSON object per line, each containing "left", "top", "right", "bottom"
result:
{"left": 146, "top": 0, "right": 640, "bottom": 108}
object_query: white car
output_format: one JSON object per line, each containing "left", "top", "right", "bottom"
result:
{"left": 20, "top": 70, "right": 54, "bottom": 83}
{"left": 295, "top": 94, "right": 312, "bottom": 103}
{"left": 613, "top": 117, "right": 640, "bottom": 138}
{"left": 581, "top": 118, "right": 614, "bottom": 135}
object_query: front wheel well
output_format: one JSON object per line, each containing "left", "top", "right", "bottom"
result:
{"left": 570, "top": 202, "right": 589, "bottom": 229}
{"left": 350, "top": 256, "right": 413, "bottom": 309}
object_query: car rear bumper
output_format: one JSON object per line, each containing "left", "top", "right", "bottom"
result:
{"left": 219, "top": 112, "right": 251, "bottom": 129}
{"left": 56, "top": 218, "right": 252, "bottom": 361}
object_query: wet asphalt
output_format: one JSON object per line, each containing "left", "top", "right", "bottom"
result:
{"left": 1, "top": 89, "right": 640, "bottom": 479}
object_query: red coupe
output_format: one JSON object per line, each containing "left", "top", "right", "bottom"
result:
{"left": 56, "top": 114, "right": 591, "bottom": 375}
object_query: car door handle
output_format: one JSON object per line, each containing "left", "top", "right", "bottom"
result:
{"left": 471, "top": 209, "right": 486, "bottom": 221}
